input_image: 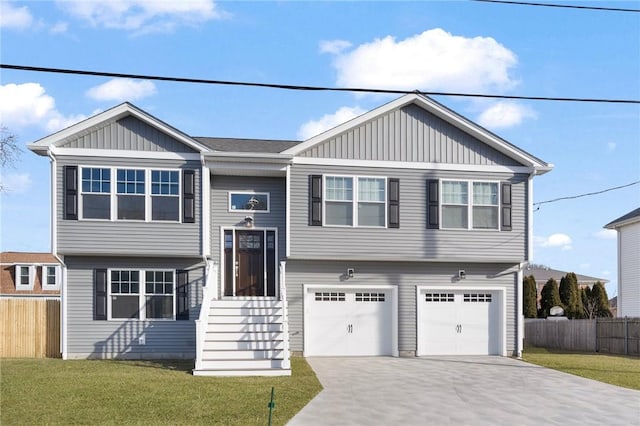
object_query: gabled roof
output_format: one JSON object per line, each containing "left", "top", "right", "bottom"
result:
{"left": 604, "top": 207, "right": 640, "bottom": 229}
{"left": 28, "top": 102, "right": 210, "bottom": 155}
{"left": 195, "top": 137, "right": 300, "bottom": 153}
{"left": 524, "top": 265, "right": 608, "bottom": 284}
{"left": 0, "top": 252, "right": 59, "bottom": 265}
{"left": 283, "top": 93, "right": 552, "bottom": 175}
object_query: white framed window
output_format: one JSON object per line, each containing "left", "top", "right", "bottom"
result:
{"left": 41, "top": 265, "right": 61, "bottom": 290}
{"left": 228, "top": 192, "right": 270, "bottom": 213}
{"left": 15, "top": 265, "right": 34, "bottom": 290}
{"left": 107, "top": 269, "right": 175, "bottom": 320}
{"left": 441, "top": 180, "right": 499, "bottom": 230}
{"left": 324, "top": 175, "right": 386, "bottom": 227}
{"left": 79, "top": 167, "right": 182, "bottom": 222}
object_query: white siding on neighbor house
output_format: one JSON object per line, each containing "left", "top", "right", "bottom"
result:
{"left": 285, "top": 260, "right": 518, "bottom": 356}
{"left": 60, "top": 116, "right": 198, "bottom": 153}
{"left": 64, "top": 256, "right": 204, "bottom": 359}
{"left": 300, "top": 104, "right": 520, "bottom": 166}
{"left": 619, "top": 222, "right": 640, "bottom": 317}
{"left": 289, "top": 164, "right": 529, "bottom": 262}
{"left": 56, "top": 156, "right": 202, "bottom": 256}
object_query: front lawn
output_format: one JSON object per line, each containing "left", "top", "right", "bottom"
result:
{"left": 522, "top": 346, "right": 640, "bottom": 390}
{"left": 1, "top": 357, "right": 322, "bottom": 425}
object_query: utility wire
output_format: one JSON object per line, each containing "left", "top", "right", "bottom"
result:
{"left": 2, "top": 63, "right": 639, "bottom": 104}
{"left": 534, "top": 181, "right": 640, "bottom": 209}
{"left": 472, "top": 0, "right": 640, "bottom": 13}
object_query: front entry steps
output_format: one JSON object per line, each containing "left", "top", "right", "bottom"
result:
{"left": 193, "top": 299, "right": 291, "bottom": 377}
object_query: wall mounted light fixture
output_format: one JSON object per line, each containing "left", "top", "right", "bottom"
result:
{"left": 458, "top": 270, "right": 466, "bottom": 280}
{"left": 347, "top": 268, "right": 355, "bottom": 278}
{"left": 244, "top": 216, "right": 254, "bottom": 228}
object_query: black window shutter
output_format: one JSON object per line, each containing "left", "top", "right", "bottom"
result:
{"left": 388, "top": 178, "right": 400, "bottom": 228}
{"left": 183, "top": 170, "right": 195, "bottom": 223}
{"left": 64, "top": 166, "right": 78, "bottom": 220}
{"left": 501, "top": 182, "right": 512, "bottom": 231}
{"left": 176, "top": 270, "right": 189, "bottom": 320}
{"left": 309, "top": 175, "right": 323, "bottom": 226}
{"left": 427, "top": 179, "right": 439, "bottom": 229}
{"left": 94, "top": 269, "right": 107, "bottom": 320}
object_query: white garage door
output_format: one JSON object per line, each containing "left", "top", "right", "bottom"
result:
{"left": 418, "top": 289, "right": 502, "bottom": 356}
{"left": 304, "top": 286, "right": 397, "bottom": 356}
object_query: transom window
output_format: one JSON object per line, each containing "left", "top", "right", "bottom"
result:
{"left": 229, "top": 192, "right": 269, "bottom": 212}
{"left": 109, "top": 269, "right": 175, "bottom": 320}
{"left": 79, "top": 167, "right": 182, "bottom": 222}
{"left": 324, "top": 176, "right": 386, "bottom": 227}
{"left": 441, "top": 180, "right": 499, "bottom": 230}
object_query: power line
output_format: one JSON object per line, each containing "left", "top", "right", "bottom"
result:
{"left": 472, "top": 0, "right": 640, "bottom": 13}
{"left": 534, "top": 181, "right": 640, "bottom": 209}
{"left": 2, "top": 63, "right": 639, "bottom": 104}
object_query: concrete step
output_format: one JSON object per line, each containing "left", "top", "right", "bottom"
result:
{"left": 193, "top": 368, "right": 291, "bottom": 377}
{"left": 203, "top": 340, "right": 285, "bottom": 351}
{"left": 202, "top": 349, "right": 284, "bottom": 360}
{"left": 209, "top": 300, "right": 284, "bottom": 309}
{"left": 208, "top": 314, "right": 282, "bottom": 324}
{"left": 209, "top": 306, "right": 284, "bottom": 317}
{"left": 204, "top": 331, "right": 284, "bottom": 341}
{"left": 207, "top": 323, "right": 283, "bottom": 333}
{"left": 197, "top": 358, "right": 287, "bottom": 370}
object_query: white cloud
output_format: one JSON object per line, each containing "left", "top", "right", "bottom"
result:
{"left": 0, "top": 2, "right": 34, "bottom": 29}
{"left": 607, "top": 142, "right": 617, "bottom": 152}
{"left": 319, "top": 39, "right": 352, "bottom": 54}
{"left": 50, "top": 21, "right": 68, "bottom": 34}
{"left": 534, "top": 233, "right": 573, "bottom": 251}
{"left": 86, "top": 79, "right": 157, "bottom": 102}
{"left": 297, "top": 106, "right": 366, "bottom": 140}
{"left": 594, "top": 229, "right": 617, "bottom": 240}
{"left": 0, "top": 83, "right": 87, "bottom": 132}
{"left": 58, "top": 0, "right": 228, "bottom": 34}
{"left": 0, "top": 172, "right": 32, "bottom": 193}
{"left": 477, "top": 101, "right": 537, "bottom": 129}
{"left": 327, "top": 28, "right": 518, "bottom": 93}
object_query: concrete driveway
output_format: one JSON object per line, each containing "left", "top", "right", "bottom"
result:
{"left": 288, "top": 356, "right": 639, "bottom": 426}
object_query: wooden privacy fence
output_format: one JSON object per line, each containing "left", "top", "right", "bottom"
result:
{"left": 0, "top": 298, "right": 61, "bottom": 358}
{"left": 525, "top": 318, "right": 640, "bottom": 356}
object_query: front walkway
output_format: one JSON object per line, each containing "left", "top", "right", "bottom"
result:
{"left": 288, "top": 356, "right": 639, "bottom": 426}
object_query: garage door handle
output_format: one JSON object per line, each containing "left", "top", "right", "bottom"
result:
{"left": 456, "top": 324, "right": 462, "bottom": 333}
{"left": 347, "top": 324, "right": 353, "bottom": 333}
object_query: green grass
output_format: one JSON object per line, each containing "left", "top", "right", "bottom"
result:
{"left": 1, "top": 357, "right": 322, "bottom": 425}
{"left": 522, "top": 346, "right": 640, "bottom": 390}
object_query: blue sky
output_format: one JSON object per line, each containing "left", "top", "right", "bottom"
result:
{"left": 1, "top": 1, "right": 638, "bottom": 296}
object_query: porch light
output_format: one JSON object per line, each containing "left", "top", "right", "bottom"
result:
{"left": 244, "top": 216, "right": 254, "bottom": 228}
{"left": 347, "top": 268, "right": 355, "bottom": 278}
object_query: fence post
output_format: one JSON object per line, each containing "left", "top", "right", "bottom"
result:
{"left": 595, "top": 318, "right": 599, "bottom": 353}
{"left": 624, "top": 316, "right": 628, "bottom": 356}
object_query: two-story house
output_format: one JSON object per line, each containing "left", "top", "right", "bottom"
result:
{"left": 29, "top": 93, "right": 551, "bottom": 376}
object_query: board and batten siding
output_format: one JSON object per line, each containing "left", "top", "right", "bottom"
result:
{"left": 64, "top": 256, "right": 203, "bottom": 359}
{"left": 56, "top": 156, "right": 202, "bottom": 256}
{"left": 289, "top": 164, "right": 529, "bottom": 262}
{"left": 619, "top": 221, "right": 640, "bottom": 317}
{"left": 300, "top": 104, "right": 520, "bottom": 166}
{"left": 60, "top": 116, "right": 198, "bottom": 153}
{"left": 209, "top": 176, "right": 287, "bottom": 294}
{"left": 285, "top": 260, "right": 518, "bottom": 356}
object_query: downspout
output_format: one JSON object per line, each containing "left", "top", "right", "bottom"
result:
{"left": 516, "top": 262, "right": 527, "bottom": 358}
{"left": 48, "top": 147, "right": 67, "bottom": 359}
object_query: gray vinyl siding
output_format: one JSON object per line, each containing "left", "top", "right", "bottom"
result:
{"left": 64, "top": 256, "right": 204, "bottom": 359}
{"left": 300, "top": 104, "right": 520, "bottom": 166}
{"left": 209, "top": 176, "right": 286, "bottom": 294}
{"left": 285, "top": 260, "right": 518, "bottom": 356}
{"left": 56, "top": 156, "right": 202, "bottom": 256}
{"left": 289, "top": 164, "right": 528, "bottom": 262}
{"left": 60, "top": 116, "right": 198, "bottom": 153}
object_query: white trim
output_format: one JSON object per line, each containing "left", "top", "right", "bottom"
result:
{"left": 41, "top": 264, "right": 61, "bottom": 290}
{"left": 293, "top": 156, "right": 535, "bottom": 174}
{"left": 415, "top": 285, "right": 507, "bottom": 356}
{"left": 106, "top": 268, "right": 177, "bottom": 321}
{"left": 517, "top": 265, "right": 524, "bottom": 358}
{"left": 302, "top": 284, "right": 399, "bottom": 357}
{"left": 323, "top": 174, "right": 388, "bottom": 228}
{"left": 286, "top": 164, "right": 291, "bottom": 258}
{"left": 48, "top": 150, "right": 57, "bottom": 254}
{"left": 49, "top": 147, "right": 201, "bottom": 161}
{"left": 284, "top": 94, "right": 551, "bottom": 173}
{"left": 440, "top": 179, "right": 501, "bottom": 231}
{"left": 527, "top": 174, "right": 534, "bottom": 261}
{"left": 0, "top": 294, "right": 60, "bottom": 299}
{"left": 14, "top": 265, "right": 35, "bottom": 291}
{"left": 59, "top": 256, "right": 68, "bottom": 360}
{"left": 201, "top": 164, "right": 211, "bottom": 257}
{"left": 29, "top": 103, "right": 208, "bottom": 153}
{"left": 228, "top": 191, "right": 271, "bottom": 213}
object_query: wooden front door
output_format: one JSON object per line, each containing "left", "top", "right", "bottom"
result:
{"left": 235, "top": 231, "right": 264, "bottom": 296}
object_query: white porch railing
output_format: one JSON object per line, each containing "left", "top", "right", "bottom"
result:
{"left": 195, "top": 260, "right": 217, "bottom": 371}
{"left": 279, "top": 261, "right": 291, "bottom": 369}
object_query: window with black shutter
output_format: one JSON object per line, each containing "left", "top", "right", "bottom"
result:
{"left": 427, "top": 179, "right": 439, "bottom": 229}
{"left": 309, "top": 175, "right": 322, "bottom": 226}
{"left": 183, "top": 170, "right": 195, "bottom": 223}
{"left": 501, "top": 182, "right": 512, "bottom": 231}
{"left": 176, "top": 270, "right": 189, "bottom": 320}
{"left": 64, "top": 166, "right": 78, "bottom": 220}
{"left": 94, "top": 269, "right": 107, "bottom": 320}
{"left": 388, "top": 178, "right": 400, "bottom": 228}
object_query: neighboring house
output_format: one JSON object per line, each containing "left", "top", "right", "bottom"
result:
{"left": 28, "top": 93, "right": 552, "bottom": 376}
{"left": 523, "top": 264, "right": 609, "bottom": 308}
{"left": 1, "top": 252, "right": 61, "bottom": 297}
{"left": 605, "top": 207, "right": 640, "bottom": 318}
